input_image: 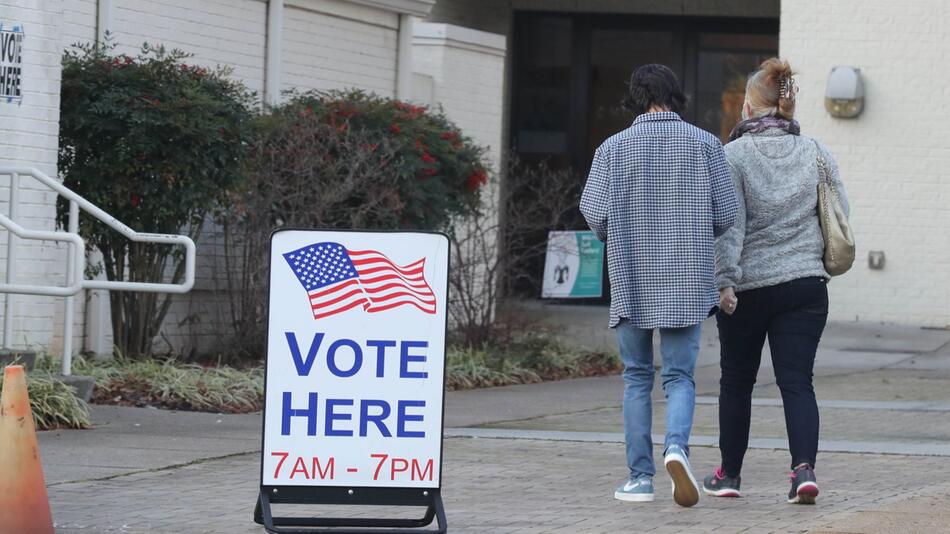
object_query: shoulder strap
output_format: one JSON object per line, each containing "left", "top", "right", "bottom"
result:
{"left": 812, "top": 139, "right": 831, "bottom": 185}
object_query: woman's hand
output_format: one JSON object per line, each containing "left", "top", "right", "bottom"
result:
{"left": 720, "top": 287, "right": 738, "bottom": 315}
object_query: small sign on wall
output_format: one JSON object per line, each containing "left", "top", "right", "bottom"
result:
{"left": 542, "top": 230, "right": 604, "bottom": 298}
{"left": 0, "top": 23, "right": 24, "bottom": 104}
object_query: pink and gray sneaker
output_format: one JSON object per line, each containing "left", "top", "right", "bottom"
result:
{"left": 703, "top": 466, "right": 742, "bottom": 497}
{"left": 788, "top": 464, "right": 819, "bottom": 504}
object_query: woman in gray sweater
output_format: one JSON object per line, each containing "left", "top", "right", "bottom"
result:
{"left": 701, "top": 58, "right": 850, "bottom": 505}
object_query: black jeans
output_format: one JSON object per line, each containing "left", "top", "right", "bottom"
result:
{"left": 717, "top": 277, "right": 828, "bottom": 477}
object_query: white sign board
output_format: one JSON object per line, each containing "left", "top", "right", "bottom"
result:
{"left": 262, "top": 230, "right": 448, "bottom": 489}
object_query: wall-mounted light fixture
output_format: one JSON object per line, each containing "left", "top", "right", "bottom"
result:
{"left": 825, "top": 66, "right": 864, "bottom": 118}
{"left": 868, "top": 250, "right": 885, "bottom": 270}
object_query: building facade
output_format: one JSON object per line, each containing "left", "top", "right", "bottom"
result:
{"left": 0, "top": 0, "right": 506, "bottom": 356}
{"left": 428, "top": 0, "right": 950, "bottom": 328}
{"left": 0, "top": 0, "right": 947, "bottom": 359}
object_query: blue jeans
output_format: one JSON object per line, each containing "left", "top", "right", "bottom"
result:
{"left": 617, "top": 320, "right": 702, "bottom": 479}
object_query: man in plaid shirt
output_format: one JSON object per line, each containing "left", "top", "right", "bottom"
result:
{"left": 581, "top": 64, "right": 737, "bottom": 508}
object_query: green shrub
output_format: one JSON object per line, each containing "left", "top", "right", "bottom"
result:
{"left": 253, "top": 91, "right": 489, "bottom": 230}
{"left": 0, "top": 372, "right": 91, "bottom": 430}
{"left": 446, "top": 346, "right": 541, "bottom": 389}
{"left": 221, "top": 90, "right": 491, "bottom": 359}
{"left": 74, "top": 356, "right": 264, "bottom": 413}
{"left": 446, "top": 333, "right": 620, "bottom": 390}
{"left": 24, "top": 337, "right": 613, "bottom": 418}
{"left": 58, "top": 42, "right": 254, "bottom": 358}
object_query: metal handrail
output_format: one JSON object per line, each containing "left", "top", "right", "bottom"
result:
{"left": 0, "top": 166, "right": 196, "bottom": 294}
{"left": 0, "top": 167, "right": 197, "bottom": 375}
{"left": 0, "top": 213, "right": 84, "bottom": 296}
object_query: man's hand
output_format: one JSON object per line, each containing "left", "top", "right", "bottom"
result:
{"left": 720, "top": 287, "right": 738, "bottom": 315}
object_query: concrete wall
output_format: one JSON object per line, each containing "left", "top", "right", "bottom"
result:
{"left": 781, "top": 0, "right": 950, "bottom": 327}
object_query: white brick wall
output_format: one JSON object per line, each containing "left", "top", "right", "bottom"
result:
{"left": 281, "top": 2, "right": 398, "bottom": 97}
{"left": 413, "top": 23, "right": 506, "bottom": 170}
{"left": 111, "top": 0, "right": 268, "bottom": 95}
{"left": 70, "top": 0, "right": 407, "bottom": 356}
{"left": 159, "top": 1, "right": 402, "bottom": 355}
{"left": 2, "top": 1, "right": 509, "bottom": 357}
{"left": 160, "top": 3, "right": 413, "bottom": 356}
{"left": 412, "top": 24, "right": 507, "bottom": 329}
{"left": 0, "top": 0, "right": 74, "bottom": 353}
{"left": 53, "top": 0, "right": 91, "bottom": 361}
{"left": 151, "top": 218, "right": 235, "bottom": 356}
{"left": 58, "top": 0, "right": 270, "bottom": 357}
{"left": 62, "top": 0, "right": 97, "bottom": 48}
{"left": 781, "top": 0, "right": 950, "bottom": 327}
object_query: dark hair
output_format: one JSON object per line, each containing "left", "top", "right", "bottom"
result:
{"left": 622, "top": 64, "right": 688, "bottom": 117}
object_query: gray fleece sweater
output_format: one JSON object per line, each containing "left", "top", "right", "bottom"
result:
{"left": 715, "top": 129, "right": 850, "bottom": 291}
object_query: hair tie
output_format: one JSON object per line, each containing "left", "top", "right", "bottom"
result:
{"left": 779, "top": 75, "right": 798, "bottom": 101}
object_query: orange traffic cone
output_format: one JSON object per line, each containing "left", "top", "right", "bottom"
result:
{"left": 0, "top": 365, "right": 54, "bottom": 534}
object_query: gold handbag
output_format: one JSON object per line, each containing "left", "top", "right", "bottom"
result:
{"left": 814, "top": 143, "right": 855, "bottom": 276}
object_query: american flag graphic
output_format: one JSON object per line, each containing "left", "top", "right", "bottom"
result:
{"left": 283, "top": 242, "right": 437, "bottom": 320}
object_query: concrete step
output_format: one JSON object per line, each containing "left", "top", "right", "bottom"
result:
{"left": 56, "top": 374, "right": 96, "bottom": 402}
{"left": 0, "top": 349, "right": 36, "bottom": 371}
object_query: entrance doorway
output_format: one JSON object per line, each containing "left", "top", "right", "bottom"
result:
{"left": 508, "top": 12, "right": 778, "bottom": 301}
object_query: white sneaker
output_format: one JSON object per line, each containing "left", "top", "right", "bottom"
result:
{"left": 664, "top": 444, "right": 699, "bottom": 507}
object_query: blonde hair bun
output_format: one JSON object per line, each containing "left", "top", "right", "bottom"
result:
{"left": 746, "top": 57, "right": 796, "bottom": 120}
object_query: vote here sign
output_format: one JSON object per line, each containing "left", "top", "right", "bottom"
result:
{"left": 261, "top": 230, "right": 449, "bottom": 489}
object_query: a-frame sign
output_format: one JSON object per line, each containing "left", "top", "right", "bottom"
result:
{"left": 255, "top": 229, "right": 449, "bottom": 533}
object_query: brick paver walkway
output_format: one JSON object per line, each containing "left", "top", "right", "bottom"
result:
{"left": 42, "top": 318, "right": 950, "bottom": 533}
{"left": 50, "top": 438, "right": 950, "bottom": 533}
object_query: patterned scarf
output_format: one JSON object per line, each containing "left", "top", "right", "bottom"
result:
{"left": 728, "top": 116, "right": 801, "bottom": 142}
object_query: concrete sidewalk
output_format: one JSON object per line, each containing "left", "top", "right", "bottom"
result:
{"left": 41, "top": 317, "right": 950, "bottom": 533}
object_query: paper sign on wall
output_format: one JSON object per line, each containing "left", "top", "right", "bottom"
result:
{"left": 261, "top": 230, "right": 449, "bottom": 490}
{"left": 541, "top": 230, "right": 604, "bottom": 299}
{"left": 0, "top": 23, "right": 24, "bottom": 104}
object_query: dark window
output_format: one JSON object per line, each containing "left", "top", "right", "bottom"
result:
{"left": 588, "top": 29, "right": 680, "bottom": 158}
{"left": 511, "top": 13, "right": 779, "bottom": 170}
{"left": 695, "top": 33, "right": 781, "bottom": 142}
{"left": 512, "top": 16, "right": 573, "bottom": 169}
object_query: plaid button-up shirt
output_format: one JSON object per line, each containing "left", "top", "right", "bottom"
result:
{"left": 580, "top": 112, "right": 738, "bottom": 329}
